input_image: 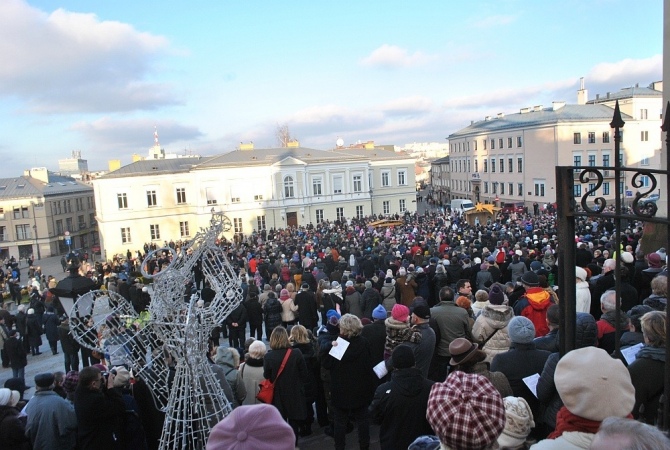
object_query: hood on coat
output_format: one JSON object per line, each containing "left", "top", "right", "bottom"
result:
{"left": 480, "top": 304, "right": 514, "bottom": 327}
{"left": 215, "top": 347, "right": 236, "bottom": 369}
{"left": 385, "top": 317, "right": 410, "bottom": 331}
{"left": 575, "top": 312, "right": 597, "bottom": 348}
{"left": 524, "top": 288, "right": 553, "bottom": 310}
{"left": 389, "top": 367, "right": 424, "bottom": 396}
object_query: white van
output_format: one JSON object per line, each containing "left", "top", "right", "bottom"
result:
{"left": 450, "top": 199, "right": 476, "bottom": 213}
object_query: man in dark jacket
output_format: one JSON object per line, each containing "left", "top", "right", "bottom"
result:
{"left": 225, "top": 301, "right": 247, "bottom": 349}
{"left": 361, "top": 305, "right": 387, "bottom": 370}
{"left": 14, "top": 304, "right": 29, "bottom": 355}
{"left": 533, "top": 304, "right": 560, "bottom": 353}
{"left": 74, "top": 366, "right": 127, "bottom": 450}
{"left": 295, "top": 283, "right": 319, "bottom": 332}
{"left": 361, "top": 281, "right": 382, "bottom": 320}
{"left": 4, "top": 330, "right": 27, "bottom": 381}
{"left": 370, "top": 345, "right": 434, "bottom": 450}
{"left": 57, "top": 317, "right": 80, "bottom": 373}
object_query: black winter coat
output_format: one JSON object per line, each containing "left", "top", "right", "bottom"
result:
{"left": 244, "top": 297, "right": 263, "bottom": 326}
{"left": 226, "top": 303, "right": 248, "bottom": 328}
{"left": 4, "top": 337, "right": 26, "bottom": 370}
{"left": 361, "top": 288, "right": 382, "bottom": 320}
{"left": 323, "top": 334, "right": 376, "bottom": 410}
{"left": 263, "top": 298, "right": 283, "bottom": 329}
{"left": 294, "top": 291, "right": 319, "bottom": 331}
{"left": 26, "top": 314, "right": 42, "bottom": 347}
{"left": 628, "top": 347, "right": 666, "bottom": 424}
{"left": 0, "top": 404, "right": 30, "bottom": 450}
{"left": 370, "top": 368, "right": 435, "bottom": 450}
{"left": 361, "top": 320, "right": 387, "bottom": 365}
{"left": 14, "top": 312, "right": 27, "bottom": 337}
{"left": 57, "top": 323, "right": 80, "bottom": 354}
{"left": 264, "top": 347, "right": 309, "bottom": 420}
{"left": 42, "top": 312, "right": 60, "bottom": 342}
{"left": 74, "top": 386, "right": 126, "bottom": 450}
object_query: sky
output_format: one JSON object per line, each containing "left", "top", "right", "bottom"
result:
{"left": 0, "top": 0, "right": 663, "bottom": 177}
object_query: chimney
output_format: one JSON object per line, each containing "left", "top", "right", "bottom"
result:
{"left": 497, "top": 113, "right": 504, "bottom": 119}
{"left": 577, "top": 77, "right": 588, "bottom": 105}
{"left": 533, "top": 105, "right": 543, "bottom": 112}
{"left": 240, "top": 142, "right": 254, "bottom": 151}
{"left": 552, "top": 101, "right": 566, "bottom": 111}
{"left": 520, "top": 107, "right": 530, "bottom": 114}
{"left": 606, "top": 92, "right": 611, "bottom": 99}
{"left": 485, "top": 116, "right": 491, "bottom": 121}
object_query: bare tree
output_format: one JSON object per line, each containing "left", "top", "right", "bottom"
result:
{"left": 275, "top": 123, "right": 297, "bottom": 147}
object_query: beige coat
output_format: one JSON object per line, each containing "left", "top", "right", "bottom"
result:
{"left": 471, "top": 304, "right": 514, "bottom": 362}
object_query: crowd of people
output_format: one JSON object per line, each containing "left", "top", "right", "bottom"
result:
{"left": 1, "top": 205, "right": 670, "bottom": 449}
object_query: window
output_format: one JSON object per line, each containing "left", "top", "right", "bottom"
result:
{"left": 507, "top": 137, "right": 512, "bottom": 148}
{"left": 12, "top": 208, "right": 20, "bottom": 219}
{"left": 206, "top": 188, "right": 217, "bottom": 205}
{"left": 588, "top": 132, "right": 596, "bottom": 144}
{"left": 641, "top": 131, "right": 649, "bottom": 141}
{"left": 383, "top": 201, "right": 390, "bottom": 215}
{"left": 312, "top": 177, "right": 322, "bottom": 196}
{"left": 483, "top": 139, "right": 487, "bottom": 150}
{"left": 0, "top": 208, "right": 3, "bottom": 220}
{"left": 66, "top": 218, "right": 73, "bottom": 232}
{"left": 508, "top": 158, "right": 513, "bottom": 173}
{"left": 56, "top": 219, "right": 63, "bottom": 235}
{"left": 641, "top": 157, "right": 650, "bottom": 166}
{"left": 603, "top": 182, "right": 610, "bottom": 195}
{"left": 619, "top": 182, "right": 625, "bottom": 194}
{"left": 509, "top": 183, "right": 514, "bottom": 195}
{"left": 333, "top": 176, "right": 343, "bottom": 194}
{"left": 517, "top": 157, "right": 523, "bottom": 173}
{"left": 499, "top": 158, "right": 504, "bottom": 173}
{"left": 381, "top": 171, "right": 390, "bottom": 187}
{"left": 500, "top": 183, "right": 505, "bottom": 195}
{"left": 78, "top": 215, "right": 86, "bottom": 229}
{"left": 573, "top": 133, "right": 581, "bottom": 144}
{"left": 640, "top": 176, "right": 650, "bottom": 187}
{"left": 397, "top": 170, "right": 407, "bottom": 186}
{"left": 0, "top": 226, "right": 5, "bottom": 241}
{"left": 15, "top": 224, "right": 30, "bottom": 240}
{"left": 315, "top": 209, "right": 324, "bottom": 223}
{"left": 484, "top": 160, "right": 488, "bottom": 172}
{"left": 467, "top": 159, "right": 471, "bottom": 173}
{"left": 146, "top": 190, "right": 157, "bottom": 207}
{"left": 588, "top": 155, "right": 596, "bottom": 166}
{"left": 499, "top": 138, "right": 503, "bottom": 149}
{"left": 517, "top": 183, "right": 523, "bottom": 196}
{"left": 491, "top": 159, "right": 496, "bottom": 173}
{"left": 517, "top": 136, "right": 522, "bottom": 147}
{"left": 491, "top": 139, "right": 495, "bottom": 150}
{"left": 121, "top": 227, "right": 131, "bottom": 244}
{"left": 602, "top": 154, "right": 610, "bottom": 167}
{"left": 117, "top": 193, "right": 128, "bottom": 209}
{"left": 336, "top": 207, "right": 344, "bottom": 221}
{"left": 283, "top": 176, "right": 295, "bottom": 198}
{"left": 179, "top": 221, "right": 190, "bottom": 237}
{"left": 602, "top": 132, "right": 610, "bottom": 143}
{"left": 257, "top": 215, "right": 266, "bottom": 230}
{"left": 640, "top": 109, "right": 648, "bottom": 119}
{"left": 474, "top": 140, "right": 478, "bottom": 151}
{"left": 233, "top": 218, "right": 243, "bottom": 234}
{"left": 89, "top": 213, "right": 96, "bottom": 226}
{"left": 588, "top": 183, "right": 596, "bottom": 196}
{"left": 399, "top": 199, "right": 406, "bottom": 212}
{"left": 150, "top": 224, "right": 160, "bottom": 240}
{"left": 474, "top": 159, "right": 478, "bottom": 172}
{"left": 356, "top": 205, "right": 364, "bottom": 219}
{"left": 176, "top": 188, "right": 186, "bottom": 205}
{"left": 484, "top": 182, "right": 489, "bottom": 194}
{"left": 353, "top": 175, "right": 362, "bottom": 192}
{"left": 492, "top": 182, "right": 498, "bottom": 194}
{"left": 534, "top": 181, "right": 545, "bottom": 197}
{"left": 254, "top": 194, "right": 264, "bottom": 201}
{"left": 573, "top": 185, "right": 582, "bottom": 197}
{"left": 231, "top": 196, "right": 241, "bottom": 203}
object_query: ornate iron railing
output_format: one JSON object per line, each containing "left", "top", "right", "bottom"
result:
{"left": 556, "top": 100, "right": 670, "bottom": 431}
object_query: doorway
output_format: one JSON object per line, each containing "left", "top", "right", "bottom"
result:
{"left": 286, "top": 212, "right": 298, "bottom": 228}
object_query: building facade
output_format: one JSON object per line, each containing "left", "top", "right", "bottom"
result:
{"left": 443, "top": 82, "right": 663, "bottom": 208}
{"left": 92, "top": 146, "right": 416, "bottom": 258}
{"left": 429, "top": 156, "right": 450, "bottom": 206}
{"left": 0, "top": 168, "right": 97, "bottom": 260}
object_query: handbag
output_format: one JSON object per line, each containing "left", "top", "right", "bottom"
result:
{"left": 256, "top": 348, "right": 292, "bottom": 404}
{"left": 478, "top": 327, "right": 500, "bottom": 350}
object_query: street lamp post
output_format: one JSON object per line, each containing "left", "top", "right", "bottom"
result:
{"left": 31, "top": 202, "right": 41, "bottom": 261}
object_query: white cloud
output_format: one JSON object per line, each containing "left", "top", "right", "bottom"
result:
{"left": 70, "top": 117, "right": 202, "bottom": 148}
{"left": 359, "top": 44, "right": 437, "bottom": 69}
{"left": 381, "top": 96, "right": 434, "bottom": 116}
{"left": 0, "top": 0, "right": 176, "bottom": 113}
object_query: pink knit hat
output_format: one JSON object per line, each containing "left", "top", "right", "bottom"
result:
{"left": 206, "top": 404, "right": 295, "bottom": 450}
{"left": 391, "top": 304, "right": 410, "bottom": 323}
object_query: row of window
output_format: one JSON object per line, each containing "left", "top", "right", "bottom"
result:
{"left": 451, "top": 157, "right": 524, "bottom": 174}
{"left": 284, "top": 170, "right": 407, "bottom": 199}
{"left": 0, "top": 225, "right": 33, "bottom": 241}
{"left": 573, "top": 131, "right": 610, "bottom": 145}
{"left": 451, "top": 136, "right": 523, "bottom": 153}
{"left": 573, "top": 181, "right": 630, "bottom": 197}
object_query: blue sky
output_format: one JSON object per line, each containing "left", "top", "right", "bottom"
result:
{"left": 0, "top": 0, "right": 662, "bottom": 177}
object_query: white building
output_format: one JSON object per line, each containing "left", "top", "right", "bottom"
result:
{"left": 444, "top": 82, "right": 663, "bottom": 207}
{"left": 92, "top": 146, "right": 416, "bottom": 258}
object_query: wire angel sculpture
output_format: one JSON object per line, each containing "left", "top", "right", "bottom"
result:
{"left": 68, "top": 212, "right": 242, "bottom": 450}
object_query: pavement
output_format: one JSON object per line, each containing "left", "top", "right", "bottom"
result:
{"left": 0, "top": 253, "right": 383, "bottom": 449}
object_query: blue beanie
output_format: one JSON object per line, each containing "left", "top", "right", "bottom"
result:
{"left": 326, "top": 309, "right": 341, "bottom": 321}
{"left": 372, "top": 304, "right": 387, "bottom": 321}
{"left": 508, "top": 316, "right": 535, "bottom": 344}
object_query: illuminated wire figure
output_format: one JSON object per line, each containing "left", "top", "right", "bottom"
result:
{"left": 69, "top": 212, "right": 242, "bottom": 449}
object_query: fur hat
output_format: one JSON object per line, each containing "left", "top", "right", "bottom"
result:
{"left": 575, "top": 266, "right": 588, "bottom": 282}
{"left": 206, "top": 404, "right": 295, "bottom": 450}
{"left": 497, "top": 396, "right": 535, "bottom": 448}
{"left": 427, "top": 372, "right": 505, "bottom": 450}
{"left": 520, "top": 271, "right": 539, "bottom": 287}
{"left": 392, "top": 344, "right": 415, "bottom": 369}
{"left": 372, "top": 304, "right": 387, "bottom": 321}
{"left": 391, "top": 304, "right": 410, "bottom": 323}
{"left": 488, "top": 284, "right": 505, "bottom": 305}
{"left": 508, "top": 316, "right": 535, "bottom": 344}
{"left": 555, "top": 347, "right": 635, "bottom": 421}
